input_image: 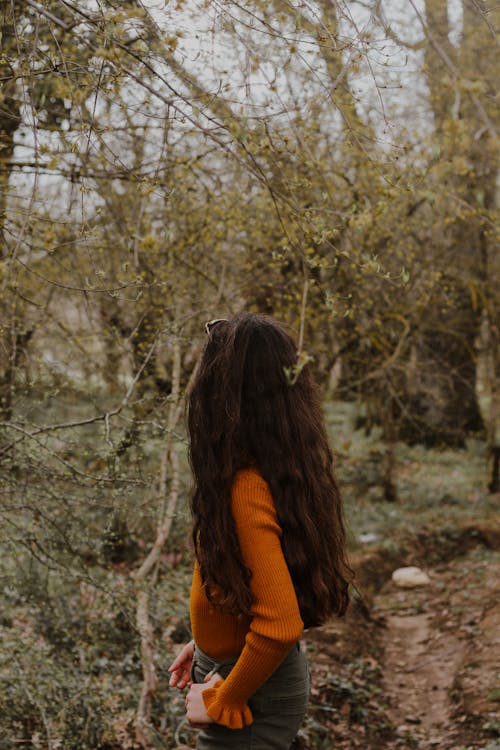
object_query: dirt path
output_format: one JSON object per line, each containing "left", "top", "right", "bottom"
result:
{"left": 374, "top": 551, "right": 500, "bottom": 749}
{"left": 305, "top": 545, "right": 499, "bottom": 750}
{"left": 382, "top": 612, "right": 464, "bottom": 747}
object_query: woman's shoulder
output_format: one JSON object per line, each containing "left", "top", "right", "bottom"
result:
{"left": 232, "top": 467, "right": 269, "bottom": 492}
{"left": 231, "top": 468, "right": 279, "bottom": 528}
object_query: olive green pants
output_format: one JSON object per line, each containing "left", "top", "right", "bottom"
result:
{"left": 191, "top": 643, "right": 309, "bottom": 750}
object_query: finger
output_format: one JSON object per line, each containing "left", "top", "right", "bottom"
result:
{"left": 169, "top": 668, "right": 188, "bottom": 688}
{"left": 170, "top": 661, "right": 192, "bottom": 687}
{"left": 168, "top": 669, "right": 179, "bottom": 684}
{"left": 204, "top": 671, "right": 222, "bottom": 684}
{"left": 169, "top": 644, "right": 192, "bottom": 672}
{"left": 168, "top": 658, "right": 183, "bottom": 672}
{"left": 178, "top": 666, "right": 193, "bottom": 688}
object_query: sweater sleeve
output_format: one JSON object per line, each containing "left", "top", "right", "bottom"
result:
{"left": 202, "top": 469, "right": 304, "bottom": 729}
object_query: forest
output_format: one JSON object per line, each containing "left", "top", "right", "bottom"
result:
{"left": 0, "top": 1, "right": 499, "bottom": 748}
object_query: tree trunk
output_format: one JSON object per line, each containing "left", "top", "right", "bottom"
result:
{"left": 0, "top": 2, "right": 23, "bottom": 421}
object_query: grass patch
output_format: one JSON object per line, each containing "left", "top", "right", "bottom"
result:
{"left": 1, "top": 397, "right": 498, "bottom": 748}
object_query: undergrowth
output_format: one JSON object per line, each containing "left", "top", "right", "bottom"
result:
{"left": 0, "top": 400, "right": 497, "bottom": 748}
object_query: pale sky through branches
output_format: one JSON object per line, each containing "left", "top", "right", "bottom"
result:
{"left": 10, "top": 0, "right": 467, "bottom": 225}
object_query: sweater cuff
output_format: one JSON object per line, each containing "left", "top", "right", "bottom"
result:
{"left": 202, "top": 679, "right": 253, "bottom": 729}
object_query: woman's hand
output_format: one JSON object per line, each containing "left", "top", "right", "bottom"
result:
{"left": 168, "top": 640, "right": 195, "bottom": 689}
{"left": 185, "top": 672, "right": 222, "bottom": 728}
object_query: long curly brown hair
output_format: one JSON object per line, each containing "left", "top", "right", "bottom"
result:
{"left": 188, "top": 313, "right": 353, "bottom": 627}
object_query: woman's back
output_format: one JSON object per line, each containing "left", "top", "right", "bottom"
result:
{"left": 170, "top": 312, "right": 353, "bottom": 748}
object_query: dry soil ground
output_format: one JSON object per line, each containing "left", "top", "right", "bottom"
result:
{"left": 304, "top": 539, "right": 500, "bottom": 750}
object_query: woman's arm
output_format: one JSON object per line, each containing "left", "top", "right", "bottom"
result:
{"left": 190, "top": 469, "right": 303, "bottom": 729}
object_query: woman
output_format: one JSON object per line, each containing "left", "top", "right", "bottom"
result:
{"left": 169, "top": 313, "right": 352, "bottom": 749}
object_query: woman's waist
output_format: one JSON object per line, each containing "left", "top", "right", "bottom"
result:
{"left": 190, "top": 601, "right": 252, "bottom": 659}
{"left": 191, "top": 641, "right": 306, "bottom": 692}
{"left": 191, "top": 623, "right": 248, "bottom": 661}
{"left": 193, "top": 643, "right": 240, "bottom": 675}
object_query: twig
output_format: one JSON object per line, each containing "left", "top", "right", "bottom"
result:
{"left": 0, "top": 335, "right": 158, "bottom": 458}
{"left": 12, "top": 653, "right": 54, "bottom": 750}
{"left": 408, "top": 0, "right": 498, "bottom": 139}
{"left": 298, "top": 264, "right": 309, "bottom": 353}
{"left": 133, "top": 331, "right": 183, "bottom": 746}
{"left": 404, "top": 649, "right": 458, "bottom": 673}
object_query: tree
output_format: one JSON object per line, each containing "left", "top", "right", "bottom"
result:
{"left": 1, "top": 0, "right": 498, "bottom": 746}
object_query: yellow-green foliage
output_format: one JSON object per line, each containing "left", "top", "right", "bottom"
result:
{"left": 0, "top": 0, "right": 499, "bottom": 746}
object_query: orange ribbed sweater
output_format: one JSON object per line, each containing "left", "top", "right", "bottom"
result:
{"left": 189, "top": 468, "right": 304, "bottom": 730}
